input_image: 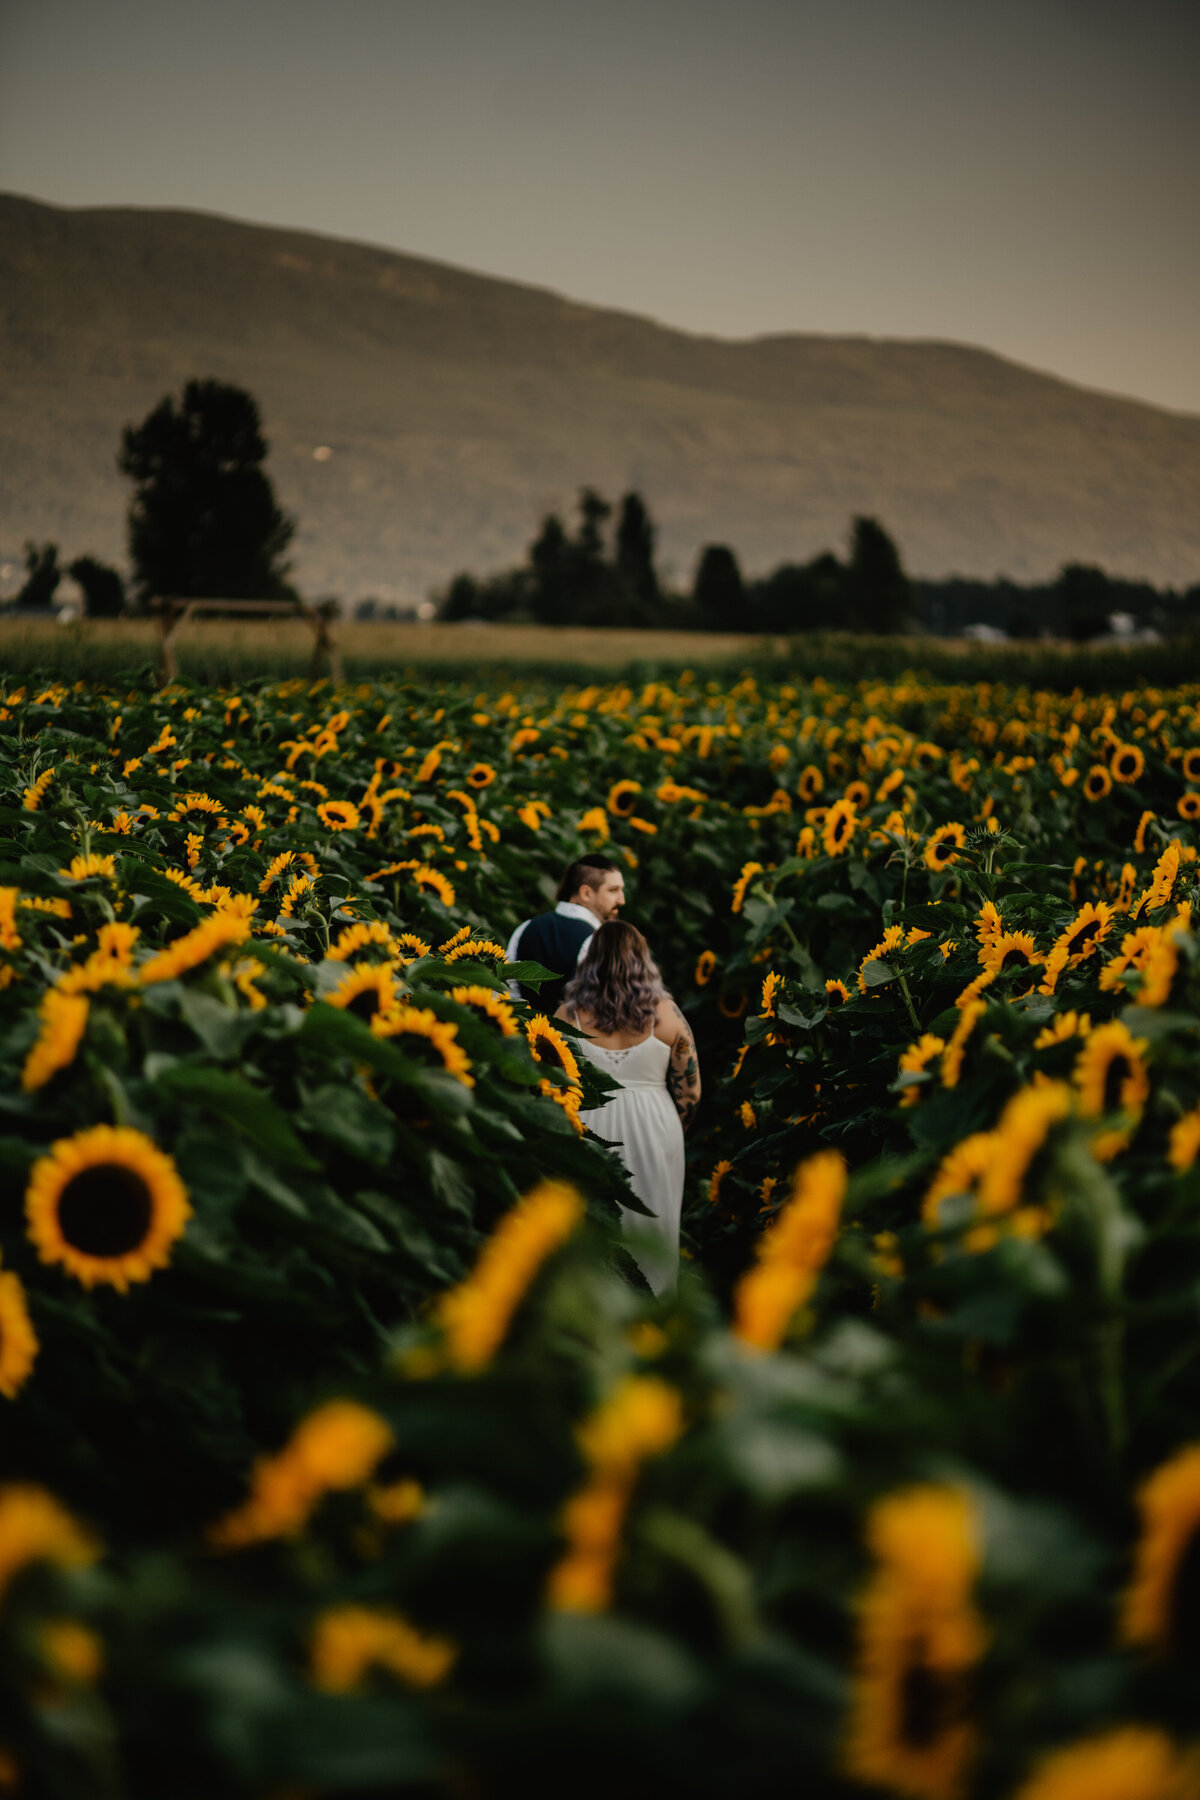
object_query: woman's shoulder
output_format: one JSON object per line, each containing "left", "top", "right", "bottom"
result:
{"left": 653, "top": 993, "right": 686, "bottom": 1043}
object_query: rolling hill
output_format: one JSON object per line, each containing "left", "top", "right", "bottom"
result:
{"left": 2, "top": 191, "right": 1199, "bottom": 601}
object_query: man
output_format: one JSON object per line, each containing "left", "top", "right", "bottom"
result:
{"left": 506, "top": 855, "right": 625, "bottom": 1014}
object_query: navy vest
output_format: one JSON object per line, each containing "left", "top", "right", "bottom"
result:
{"left": 516, "top": 912, "right": 595, "bottom": 1015}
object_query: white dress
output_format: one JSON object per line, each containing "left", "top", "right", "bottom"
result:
{"left": 573, "top": 1027, "right": 685, "bottom": 1296}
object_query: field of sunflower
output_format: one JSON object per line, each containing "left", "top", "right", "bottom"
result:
{"left": 3, "top": 668, "right": 1200, "bottom": 1798}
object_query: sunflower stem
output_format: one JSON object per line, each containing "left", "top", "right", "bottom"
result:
{"left": 897, "top": 972, "right": 922, "bottom": 1035}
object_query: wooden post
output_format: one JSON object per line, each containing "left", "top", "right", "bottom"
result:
{"left": 152, "top": 597, "right": 340, "bottom": 689}
{"left": 305, "top": 603, "right": 343, "bottom": 684}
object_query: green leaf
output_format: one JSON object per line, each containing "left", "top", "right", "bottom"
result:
{"left": 293, "top": 1083, "right": 395, "bottom": 1167}
{"left": 153, "top": 1065, "right": 319, "bottom": 1169}
{"left": 861, "top": 958, "right": 895, "bottom": 988}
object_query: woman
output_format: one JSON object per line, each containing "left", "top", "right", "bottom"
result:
{"left": 556, "top": 920, "right": 700, "bottom": 1296}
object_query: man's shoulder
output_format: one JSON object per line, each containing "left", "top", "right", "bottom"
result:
{"left": 522, "top": 909, "right": 591, "bottom": 939}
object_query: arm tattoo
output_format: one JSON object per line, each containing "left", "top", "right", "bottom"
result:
{"left": 666, "top": 1017, "right": 700, "bottom": 1131}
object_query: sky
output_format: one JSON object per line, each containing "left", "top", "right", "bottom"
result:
{"left": 2, "top": 0, "right": 1198, "bottom": 412}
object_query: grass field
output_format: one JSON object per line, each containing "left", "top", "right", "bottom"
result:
{"left": 3, "top": 612, "right": 1199, "bottom": 689}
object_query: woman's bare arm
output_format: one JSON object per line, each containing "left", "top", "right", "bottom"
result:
{"left": 661, "top": 998, "right": 701, "bottom": 1131}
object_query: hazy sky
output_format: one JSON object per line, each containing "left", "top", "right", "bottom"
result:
{"left": 2, "top": 0, "right": 1197, "bottom": 412}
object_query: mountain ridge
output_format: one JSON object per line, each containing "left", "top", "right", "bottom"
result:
{"left": 3, "top": 191, "right": 1198, "bottom": 597}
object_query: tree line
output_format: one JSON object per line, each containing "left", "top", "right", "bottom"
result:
{"left": 6, "top": 374, "right": 1198, "bottom": 637}
{"left": 441, "top": 491, "right": 914, "bottom": 633}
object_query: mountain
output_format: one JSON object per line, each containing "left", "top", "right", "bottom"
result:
{"left": 2, "top": 191, "right": 1199, "bottom": 601}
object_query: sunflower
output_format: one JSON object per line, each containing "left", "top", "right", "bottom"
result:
{"left": 825, "top": 978, "right": 850, "bottom": 1006}
{"left": 412, "top": 867, "right": 456, "bottom": 908}
{"left": 1046, "top": 901, "right": 1115, "bottom": 973}
{"left": 730, "top": 861, "right": 764, "bottom": 913}
{"left": 857, "top": 924, "right": 905, "bottom": 994}
{"left": 1134, "top": 810, "right": 1157, "bottom": 853}
{"left": 0, "top": 1267, "right": 38, "bottom": 1399}
{"left": 923, "top": 1133, "right": 995, "bottom": 1231}
{"left": 316, "top": 800, "right": 361, "bottom": 832}
{"left": 431, "top": 1182, "right": 584, "bottom": 1372}
{"left": 1111, "top": 743, "right": 1145, "bottom": 784}
{"left": 525, "top": 1016, "right": 581, "bottom": 1088}
{"left": 62, "top": 853, "right": 117, "bottom": 882}
{"left": 760, "top": 970, "right": 782, "bottom": 1017}
{"left": 980, "top": 931, "right": 1042, "bottom": 978}
{"left": 733, "top": 1151, "right": 845, "bottom": 1350}
{"left": 898, "top": 1035, "right": 946, "bottom": 1107}
{"left": 210, "top": 1400, "right": 394, "bottom": 1547}
{"left": 941, "top": 1001, "right": 986, "bottom": 1089}
{"left": 1179, "top": 792, "right": 1200, "bottom": 822}
{"left": 21, "top": 990, "right": 89, "bottom": 1092}
{"left": 924, "top": 822, "right": 967, "bottom": 872}
{"left": 450, "top": 985, "right": 519, "bottom": 1036}
{"left": 707, "top": 1159, "right": 733, "bottom": 1203}
{"left": 844, "top": 780, "right": 871, "bottom": 809}
{"left": 462, "top": 762, "right": 495, "bottom": 791}
{"left": 442, "top": 937, "right": 507, "bottom": 965}
{"left": 1010, "top": 1727, "right": 1196, "bottom": 1800}
{"left": 138, "top": 911, "right": 251, "bottom": 984}
{"left": 822, "top": 798, "right": 858, "bottom": 858}
{"left": 578, "top": 806, "right": 611, "bottom": 839}
{"left": 607, "top": 780, "right": 642, "bottom": 818}
{"left": 1084, "top": 764, "right": 1113, "bottom": 801}
{"left": 979, "top": 1082, "right": 1072, "bottom": 1217}
{"left": 327, "top": 962, "right": 402, "bottom": 1027}
{"left": 0, "top": 1486, "right": 96, "bottom": 1599}
{"left": 843, "top": 1485, "right": 985, "bottom": 1800}
{"left": 373, "top": 1006, "right": 474, "bottom": 1086}
{"left": 1074, "top": 1021, "right": 1149, "bottom": 1157}
{"left": 717, "top": 989, "right": 747, "bottom": 1019}
{"left": 695, "top": 949, "right": 717, "bottom": 986}
{"left": 1121, "top": 1444, "right": 1200, "bottom": 1659}
{"left": 25, "top": 1125, "right": 192, "bottom": 1292}
{"left": 796, "top": 764, "right": 824, "bottom": 803}
{"left": 1034, "top": 1011, "right": 1091, "bottom": 1049}
{"left": 1168, "top": 1109, "right": 1200, "bottom": 1173}
{"left": 311, "top": 1604, "right": 456, "bottom": 1693}
{"left": 328, "top": 920, "right": 396, "bottom": 963}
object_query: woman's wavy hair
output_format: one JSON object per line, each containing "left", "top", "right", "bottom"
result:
{"left": 563, "top": 920, "right": 665, "bottom": 1035}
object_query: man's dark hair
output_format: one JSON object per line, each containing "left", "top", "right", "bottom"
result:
{"left": 556, "top": 855, "right": 619, "bottom": 904}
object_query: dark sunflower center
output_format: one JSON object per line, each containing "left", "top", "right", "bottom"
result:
{"left": 1068, "top": 920, "right": 1101, "bottom": 952}
{"left": 1168, "top": 1525, "right": 1200, "bottom": 1660}
{"left": 1000, "top": 947, "right": 1031, "bottom": 971}
{"left": 535, "top": 1037, "right": 566, "bottom": 1071}
{"left": 935, "top": 837, "right": 956, "bottom": 858}
{"left": 614, "top": 793, "right": 634, "bottom": 815}
{"left": 833, "top": 817, "right": 850, "bottom": 842}
{"left": 347, "top": 988, "right": 384, "bottom": 1023}
{"left": 1088, "top": 775, "right": 1105, "bottom": 793}
{"left": 899, "top": 1652, "right": 967, "bottom": 1749}
{"left": 1103, "top": 1055, "right": 1132, "bottom": 1113}
{"left": 58, "top": 1165, "right": 153, "bottom": 1258}
{"left": 1118, "top": 756, "right": 1137, "bottom": 775}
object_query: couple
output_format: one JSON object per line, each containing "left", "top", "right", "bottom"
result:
{"left": 506, "top": 856, "right": 700, "bottom": 1295}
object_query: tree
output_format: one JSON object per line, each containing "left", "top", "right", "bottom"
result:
{"left": 614, "top": 491, "right": 660, "bottom": 618}
{"left": 693, "top": 544, "right": 744, "bottom": 632}
{"left": 68, "top": 556, "right": 125, "bottom": 619}
{"left": 844, "top": 517, "right": 911, "bottom": 634}
{"left": 529, "top": 514, "right": 575, "bottom": 625}
{"left": 1056, "top": 563, "right": 1111, "bottom": 642}
{"left": 118, "top": 379, "right": 295, "bottom": 603}
{"left": 15, "top": 541, "right": 61, "bottom": 611}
